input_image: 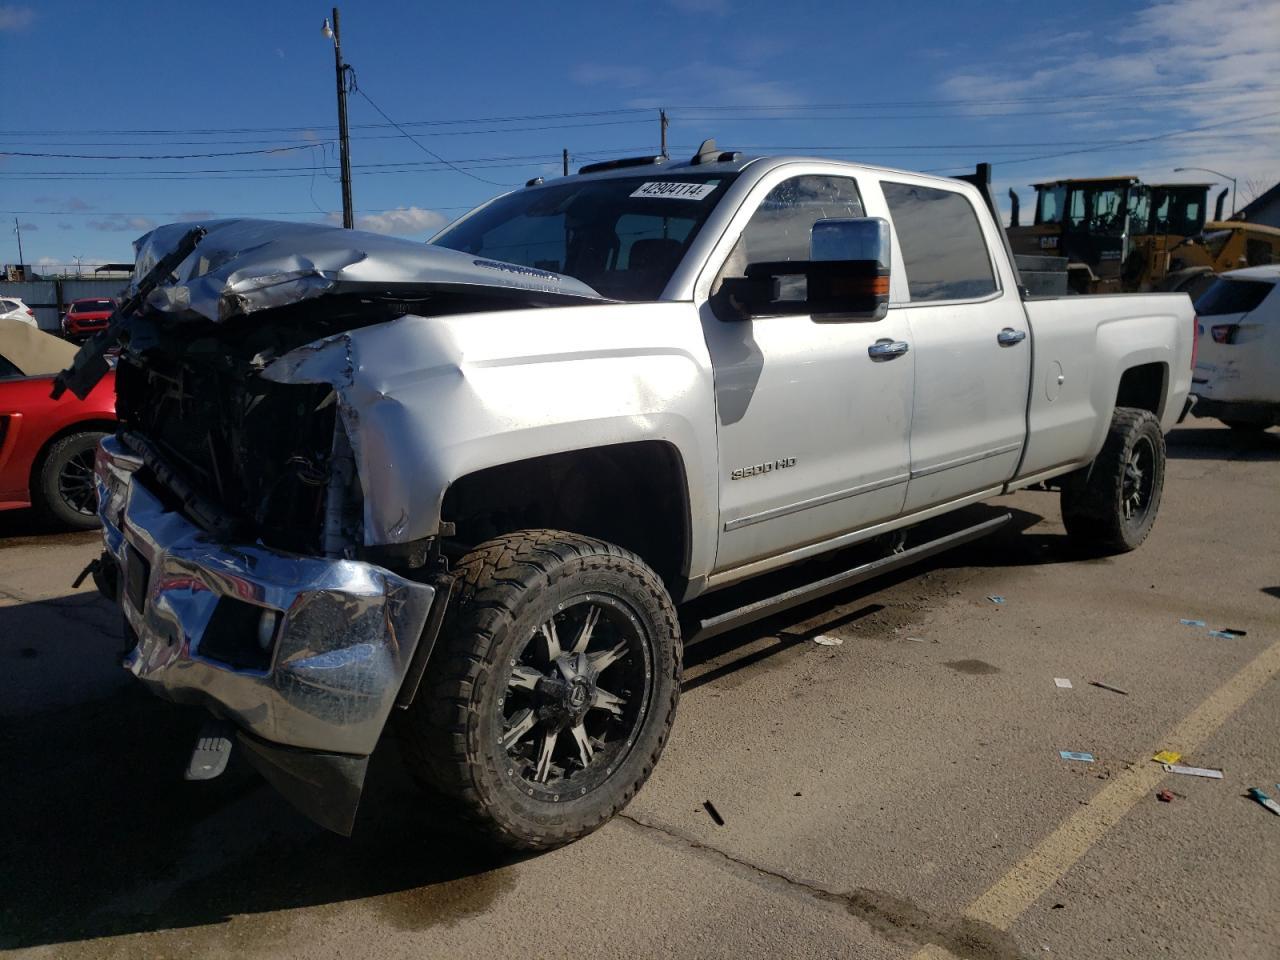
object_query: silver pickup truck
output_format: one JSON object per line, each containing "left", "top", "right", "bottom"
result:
{"left": 74, "top": 144, "right": 1195, "bottom": 848}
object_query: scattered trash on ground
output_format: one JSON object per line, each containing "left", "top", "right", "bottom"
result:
{"left": 1157, "top": 789, "right": 1175, "bottom": 803}
{"left": 1208, "top": 630, "right": 1245, "bottom": 640}
{"left": 1163, "top": 763, "right": 1223, "bottom": 779}
{"left": 1247, "top": 788, "right": 1280, "bottom": 817}
{"left": 1179, "top": 618, "right": 1206, "bottom": 627}
{"left": 1152, "top": 750, "right": 1181, "bottom": 764}
{"left": 906, "top": 636, "right": 932, "bottom": 643}
{"left": 1059, "top": 750, "right": 1095, "bottom": 763}
{"left": 1088, "top": 680, "right": 1129, "bottom": 695}
{"left": 813, "top": 634, "right": 843, "bottom": 646}
{"left": 702, "top": 800, "right": 726, "bottom": 825}
{"left": 1054, "top": 678, "right": 1073, "bottom": 689}
{"left": 987, "top": 595, "right": 1006, "bottom": 605}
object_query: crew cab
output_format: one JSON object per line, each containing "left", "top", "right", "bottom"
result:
{"left": 66, "top": 145, "right": 1195, "bottom": 848}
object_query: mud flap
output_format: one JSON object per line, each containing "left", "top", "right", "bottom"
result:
{"left": 236, "top": 732, "right": 369, "bottom": 836}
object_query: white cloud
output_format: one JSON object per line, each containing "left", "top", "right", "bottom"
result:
{"left": 326, "top": 206, "right": 449, "bottom": 236}
{"left": 939, "top": 0, "right": 1280, "bottom": 219}
{"left": 87, "top": 215, "right": 157, "bottom": 233}
{"left": 0, "top": 5, "right": 34, "bottom": 30}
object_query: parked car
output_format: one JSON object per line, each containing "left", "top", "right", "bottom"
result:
{"left": 1191, "top": 264, "right": 1279, "bottom": 431}
{"left": 0, "top": 297, "right": 37, "bottom": 327}
{"left": 62, "top": 297, "right": 117, "bottom": 341}
{"left": 0, "top": 320, "right": 116, "bottom": 527}
{"left": 83, "top": 149, "right": 1193, "bottom": 845}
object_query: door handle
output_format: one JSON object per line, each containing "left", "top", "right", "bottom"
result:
{"left": 997, "top": 328, "right": 1027, "bottom": 346}
{"left": 868, "top": 339, "right": 910, "bottom": 361}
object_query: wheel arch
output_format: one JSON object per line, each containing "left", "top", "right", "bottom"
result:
{"left": 440, "top": 440, "right": 693, "bottom": 595}
{"left": 27, "top": 418, "right": 116, "bottom": 491}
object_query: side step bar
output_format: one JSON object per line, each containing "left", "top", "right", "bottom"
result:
{"left": 688, "top": 513, "right": 1011, "bottom": 644}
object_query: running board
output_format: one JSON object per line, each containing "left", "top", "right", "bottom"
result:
{"left": 688, "top": 513, "right": 1011, "bottom": 643}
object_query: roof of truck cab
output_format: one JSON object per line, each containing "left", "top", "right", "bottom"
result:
{"left": 548, "top": 153, "right": 988, "bottom": 190}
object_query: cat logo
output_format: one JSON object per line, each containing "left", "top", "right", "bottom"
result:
{"left": 731, "top": 457, "right": 798, "bottom": 480}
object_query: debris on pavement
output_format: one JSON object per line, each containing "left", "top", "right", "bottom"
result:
{"left": 1179, "top": 618, "right": 1206, "bottom": 627}
{"left": 987, "top": 595, "right": 1006, "bottom": 604}
{"left": 906, "top": 636, "right": 931, "bottom": 643}
{"left": 1208, "top": 628, "right": 1248, "bottom": 639}
{"left": 702, "top": 800, "right": 726, "bottom": 826}
{"left": 1247, "top": 788, "right": 1280, "bottom": 817}
{"left": 1054, "top": 678, "right": 1073, "bottom": 688}
{"left": 813, "top": 634, "right": 843, "bottom": 646}
{"left": 1163, "top": 764, "right": 1224, "bottom": 779}
{"left": 1088, "top": 680, "right": 1129, "bottom": 695}
{"left": 1059, "top": 751, "right": 1095, "bottom": 763}
{"left": 1152, "top": 750, "right": 1182, "bottom": 765}
{"left": 1157, "top": 789, "right": 1175, "bottom": 803}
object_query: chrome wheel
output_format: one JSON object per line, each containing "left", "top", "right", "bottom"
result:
{"left": 498, "top": 594, "right": 651, "bottom": 803}
{"left": 57, "top": 448, "right": 97, "bottom": 516}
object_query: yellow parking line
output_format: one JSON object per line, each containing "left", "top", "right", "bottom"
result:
{"left": 910, "top": 638, "right": 1280, "bottom": 959}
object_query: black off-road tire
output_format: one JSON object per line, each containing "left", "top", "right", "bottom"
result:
{"left": 397, "top": 530, "right": 681, "bottom": 851}
{"left": 33, "top": 430, "right": 107, "bottom": 530}
{"left": 1060, "top": 407, "right": 1165, "bottom": 553}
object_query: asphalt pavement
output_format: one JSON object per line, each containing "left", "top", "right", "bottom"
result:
{"left": 2, "top": 419, "right": 1278, "bottom": 959}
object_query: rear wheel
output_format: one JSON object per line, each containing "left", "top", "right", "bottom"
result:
{"left": 398, "top": 530, "right": 681, "bottom": 851}
{"left": 34, "top": 431, "right": 107, "bottom": 529}
{"left": 1060, "top": 407, "right": 1165, "bottom": 553}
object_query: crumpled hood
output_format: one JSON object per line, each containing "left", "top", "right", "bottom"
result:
{"left": 132, "top": 218, "right": 605, "bottom": 322}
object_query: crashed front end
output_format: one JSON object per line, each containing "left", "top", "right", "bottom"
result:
{"left": 82, "top": 218, "right": 603, "bottom": 833}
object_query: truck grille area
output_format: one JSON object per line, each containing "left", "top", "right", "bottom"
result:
{"left": 116, "top": 353, "right": 344, "bottom": 556}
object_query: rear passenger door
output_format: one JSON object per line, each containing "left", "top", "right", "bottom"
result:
{"left": 880, "top": 179, "right": 1031, "bottom": 512}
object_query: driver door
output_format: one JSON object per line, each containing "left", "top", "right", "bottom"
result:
{"left": 698, "top": 171, "right": 915, "bottom": 577}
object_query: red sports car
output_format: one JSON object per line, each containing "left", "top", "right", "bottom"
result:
{"left": 0, "top": 320, "right": 116, "bottom": 528}
{"left": 62, "top": 297, "right": 118, "bottom": 342}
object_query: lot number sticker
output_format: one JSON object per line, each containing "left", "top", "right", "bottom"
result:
{"left": 630, "top": 181, "right": 718, "bottom": 200}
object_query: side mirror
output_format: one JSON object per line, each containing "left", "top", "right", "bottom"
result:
{"left": 807, "top": 217, "right": 891, "bottom": 321}
{"left": 716, "top": 217, "right": 891, "bottom": 322}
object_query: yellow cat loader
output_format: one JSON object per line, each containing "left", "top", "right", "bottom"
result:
{"left": 1007, "top": 177, "right": 1280, "bottom": 296}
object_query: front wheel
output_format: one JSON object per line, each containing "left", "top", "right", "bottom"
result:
{"left": 398, "top": 530, "right": 681, "bottom": 851}
{"left": 34, "top": 430, "right": 107, "bottom": 529}
{"left": 1060, "top": 407, "right": 1166, "bottom": 553}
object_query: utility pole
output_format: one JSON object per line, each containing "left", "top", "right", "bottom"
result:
{"left": 323, "top": 8, "right": 355, "bottom": 228}
{"left": 13, "top": 217, "right": 24, "bottom": 267}
{"left": 563, "top": 148, "right": 569, "bottom": 177}
{"left": 659, "top": 108, "right": 668, "bottom": 158}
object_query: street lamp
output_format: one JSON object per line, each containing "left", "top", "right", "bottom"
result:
{"left": 1174, "top": 166, "right": 1237, "bottom": 218}
{"left": 322, "top": 8, "right": 355, "bottom": 228}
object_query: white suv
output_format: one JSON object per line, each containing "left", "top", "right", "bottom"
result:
{"left": 0, "top": 297, "right": 37, "bottom": 327}
{"left": 1192, "top": 265, "right": 1280, "bottom": 432}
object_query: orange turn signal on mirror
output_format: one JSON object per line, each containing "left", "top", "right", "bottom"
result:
{"left": 830, "top": 276, "right": 890, "bottom": 296}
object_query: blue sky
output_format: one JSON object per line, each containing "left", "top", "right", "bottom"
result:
{"left": 3, "top": 0, "right": 1277, "bottom": 272}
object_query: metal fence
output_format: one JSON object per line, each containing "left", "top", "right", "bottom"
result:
{"left": 0, "top": 278, "right": 130, "bottom": 333}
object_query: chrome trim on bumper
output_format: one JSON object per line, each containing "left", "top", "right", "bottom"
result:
{"left": 95, "top": 435, "right": 436, "bottom": 756}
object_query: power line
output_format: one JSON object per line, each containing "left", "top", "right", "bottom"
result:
{"left": 0, "top": 143, "right": 327, "bottom": 161}
{"left": 348, "top": 76, "right": 515, "bottom": 187}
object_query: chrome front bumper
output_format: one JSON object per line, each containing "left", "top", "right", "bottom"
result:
{"left": 95, "top": 435, "right": 436, "bottom": 758}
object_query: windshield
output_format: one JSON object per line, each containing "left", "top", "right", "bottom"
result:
{"left": 431, "top": 173, "right": 738, "bottom": 300}
{"left": 1036, "top": 185, "right": 1067, "bottom": 225}
{"left": 71, "top": 300, "right": 114, "bottom": 312}
{"left": 1067, "top": 185, "right": 1129, "bottom": 236}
